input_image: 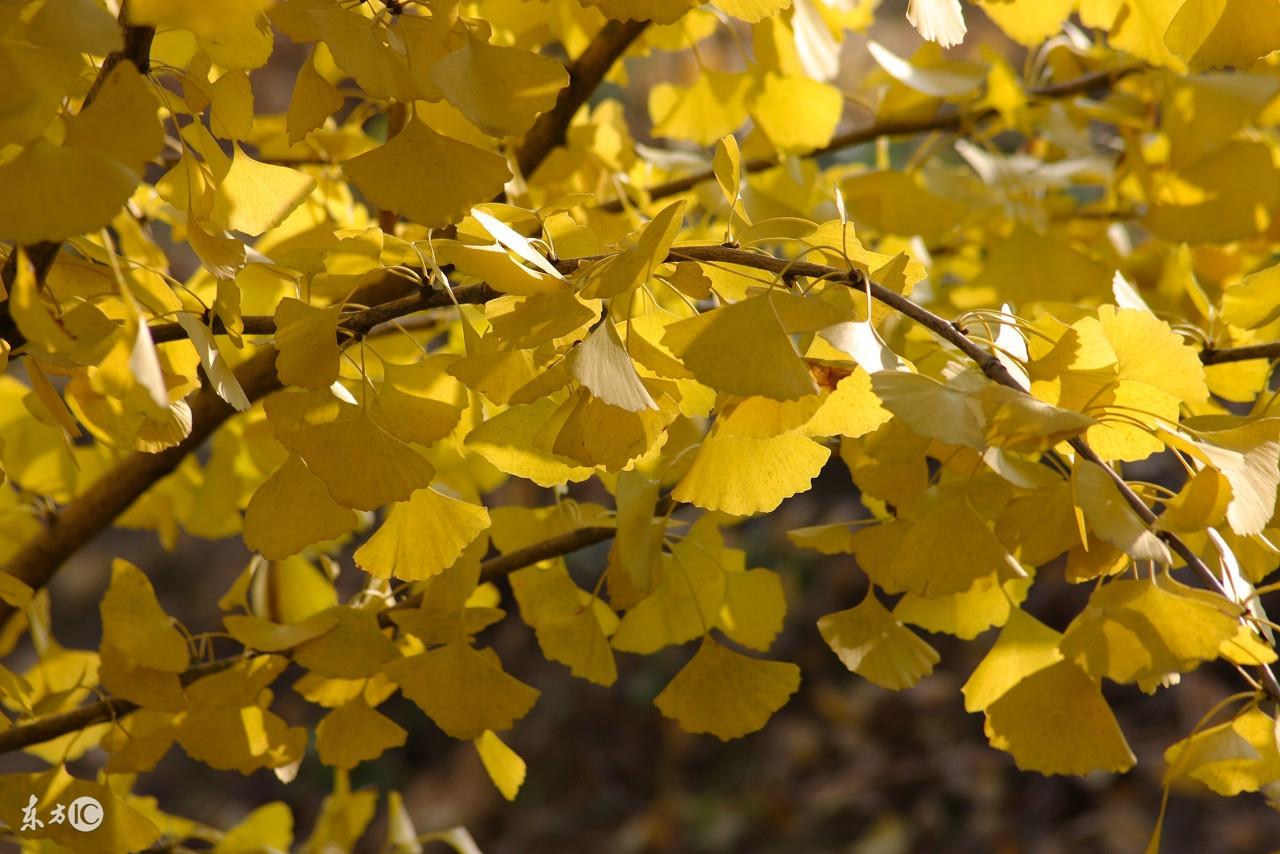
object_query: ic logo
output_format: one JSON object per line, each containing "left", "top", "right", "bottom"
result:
{"left": 68, "top": 796, "right": 102, "bottom": 832}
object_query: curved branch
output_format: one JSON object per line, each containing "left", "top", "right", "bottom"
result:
{"left": 0, "top": 520, "right": 624, "bottom": 755}
{"left": 601, "top": 64, "right": 1142, "bottom": 212}
{"left": 515, "top": 19, "right": 649, "bottom": 181}
{"left": 0, "top": 281, "right": 500, "bottom": 627}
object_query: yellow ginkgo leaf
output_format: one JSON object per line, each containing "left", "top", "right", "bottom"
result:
{"left": 1222, "top": 263, "right": 1280, "bottom": 330}
{"left": 224, "top": 611, "right": 341, "bottom": 652}
{"left": 672, "top": 428, "right": 830, "bottom": 516}
{"left": 212, "top": 144, "right": 316, "bottom": 236}
{"left": 570, "top": 320, "right": 658, "bottom": 411}
{"left": 0, "top": 140, "right": 137, "bottom": 243}
{"left": 1163, "top": 708, "right": 1280, "bottom": 796}
{"left": 316, "top": 697, "right": 407, "bottom": 770}
{"left": 175, "top": 313, "right": 250, "bottom": 411}
{"left": 1164, "top": 0, "right": 1280, "bottom": 71}
{"left": 101, "top": 559, "right": 189, "bottom": 673}
{"left": 818, "top": 588, "right": 940, "bottom": 690}
{"left": 961, "top": 607, "right": 1063, "bottom": 712}
{"left": 288, "top": 46, "right": 345, "bottom": 143}
{"left": 273, "top": 298, "right": 341, "bottom": 390}
{"left": 354, "top": 487, "right": 490, "bottom": 582}
{"left": 802, "top": 370, "right": 892, "bottom": 439}
{"left": 984, "top": 660, "right": 1136, "bottom": 775}
{"left": 649, "top": 70, "right": 753, "bottom": 146}
{"left": 1059, "top": 577, "right": 1240, "bottom": 684}
{"left": 475, "top": 730, "right": 526, "bottom": 801}
{"left": 893, "top": 570, "right": 1031, "bottom": 641}
{"left": 430, "top": 34, "right": 568, "bottom": 138}
{"left": 372, "top": 357, "right": 466, "bottom": 446}
{"left": 664, "top": 294, "right": 817, "bottom": 400}
{"left": 871, "top": 372, "right": 986, "bottom": 449}
{"left": 510, "top": 563, "right": 618, "bottom": 685}
{"left": 208, "top": 70, "right": 255, "bottom": 140}
{"left": 581, "top": 200, "right": 686, "bottom": 299}
{"left": 584, "top": 0, "right": 699, "bottom": 23}
{"left": 1071, "top": 458, "right": 1173, "bottom": 565}
{"left": 294, "top": 410, "right": 436, "bottom": 510}
{"left": 654, "top": 637, "right": 801, "bottom": 741}
{"left": 384, "top": 641, "right": 540, "bottom": 740}
{"left": 717, "top": 568, "right": 786, "bottom": 652}
{"left": 343, "top": 118, "right": 510, "bottom": 229}
{"left": 64, "top": 62, "right": 162, "bottom": 174}
{"left": 215, "top": 802, "right": 294, "bottom": 853}
{"left": 464, "top": 399, "right": 594, "bottom": 488}
{"left": 293, "top": 606, "right": 400, "bottom": 679}
{"left": 243, "top": 455, "right": 359, "bottom": 560}
{"left": 1162, "top": 419, "right": 1280, "bottom": 537}
{"left": 749, "top": 73, "right": 842, "bottom": 155}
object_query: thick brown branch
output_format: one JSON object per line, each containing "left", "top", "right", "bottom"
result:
{"left": 515, "top": 19, "right": 649, "bottom": 181}
{"left": 602, "top": 65, "right": 1140, "bottom": 212}
{"left": 1200, "top": 342, "right": 1280, "bottom": 365}
{"left": 0, "top": 281, "right": 499, "bottom": 627}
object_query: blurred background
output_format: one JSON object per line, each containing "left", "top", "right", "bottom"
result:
{"left": 6, "top": 1, "right": 1280, "bottom": 851}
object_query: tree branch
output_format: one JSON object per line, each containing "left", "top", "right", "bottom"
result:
{"left": 0, "top": 281, "right": 500, "bottom": 628}
{"left": 515, "top": 19, "right": 649, "bottom": 181}
{"left": 0, "top": 4, "right": 155, "bottom": 350}
{"left": 0, "top": 520, "right": 625, "bottom": 755}
{"left": 1199, "top": 342, "right": 1280, "bottom": 366}
{"left": 600, "top": 65, "right": 1142, "bottom": 212}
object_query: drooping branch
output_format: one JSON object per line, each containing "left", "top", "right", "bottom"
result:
{"left": 600, "top": 64, "right": 1142, "bottom": 212}
{"left": 0, "top": 520, "right": 625, "bottom": 755}
{"left": 515, "top": 19, "right": 649, "bottom": 180}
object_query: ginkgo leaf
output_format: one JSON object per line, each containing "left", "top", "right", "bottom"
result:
{"left": 717, "top": 568, "right": 786, "bottom": 652}
{"left": 872, "top": 372, "right": 986, "bottom": 448}
{"left": 343, "top": 118, "right": 510, "bottom": 229}
{"left": 372, "top": 357, "right": 466, "bottom": 446}
{"left": 384, "top": 641, "right": 540, "bottom": 740}
{"left": 803, "top": 369, "right": 893, "bottom": 439}
{"left": 1072, "top": 458, "right": 1173, "bottom": 565}
{"left": 712, "top": 135, "right": 742, "bottom": 205}
{"left": 431, "top": 35, "right": 568, "bottom": 137}
{"left": 905, "top": 0, "right": 967, "bottom": 48}
{"left": 672, "top": 428, "right": 830, "bottom": 516}
{"left": 894, "top": 570, "right": 1031, "bottom": 641}
{"left": 475, "top": 731, "right": 526, "bottom": 801}
{"left": 101, "top": 559, "right": 189, "bottom": 673}
{"left": 818, "top": 589, "right": 940, "bottom": 690}
{"left": 212, "top": 144, "right": 316, "bottom": 236}
{"left": 64, "top": 62, "right": 162, "bottom": 174}
{"left": 962, "top": 608, "right": 1063, "bottom": 712}
{"left": 1163, "top": 708, "right": 1280, "bottom": 796}
{"left": 1164, "top": 0, "right": 1280, "bottom": 70}
{"left": 570, "top": 320, "right": 658, "bottom": 411}
{"left": 0, "top": 140, "right": 138, "bottom": 243}
{"left": 273, "top": 298, "right": 342, "bottom": 390}
{"left": 1162, "top": 420, "right": 1280, "bottom": 537}
{"left": 354, "top": 487, "right": 490, "bottom": 582}
{"left": 510, "top": 563, "right": 618, "bottom": 685}
{"left": 581, "top": 201, "right": 685, "bottom": 299}
{"left": 1059, "top": 577, "right": 1241, "bottom": 684}
{"left": 750, "top": 74, "right": 842, "bottom": 154}
{"left": 984, "top": 660, "right": 1136, "bottom": 775}
{"left": 288, "top": 46, "right": 344, "bottom": 143}
{"left": 294, "top": 410, "right": 436, "bottom": 510}
{"left": 224, "top": 611, "right": 340, "bottom": 652}
{"left": 649, "top": 70, "right": 753, "bottom": 146}
{"left": 316, "top": 697, "right": 407, "bottom": 770}
{"left": 175, "top": 313, "right": 250, "bottom": 411}
{"left": 464, "top": 399, "right": 594, "bottom": 488}
{"left": 293, "top": 606, "right": 399, "bottom": 679}
{"left": 1222, "top": 264, "right": 1280, "bottom": 330}
{"left": 243, "top": 455, "right": 358, "bottom": 560}
{"left": 654, "top": 637, "right": 801, "bottom": 741}
{"left": 664, "top": 294, "right": 818, "bottom": 401}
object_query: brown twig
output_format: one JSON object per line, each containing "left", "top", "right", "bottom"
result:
{"left": 600, "top": 64, "right": 1142, "bottom": 212}
{"left": 514, "top": 19, "right": 649, "bottom": 181}
{"left": 1199, "top": 342, "right": 1280, "bottom": 366}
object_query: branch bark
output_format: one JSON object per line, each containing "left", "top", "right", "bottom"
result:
{"left": 0, "top": 282, "right": 499, "bottom": 628}
{"left": 515, "top": 19, "right": 649, "bottom": 181}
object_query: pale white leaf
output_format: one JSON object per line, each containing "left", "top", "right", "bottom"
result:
{"left": 176, "top": 312, "right": 250, "bottom": 411}
{"left": 570, "top": 320, "right": 658, "bottom": 411}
